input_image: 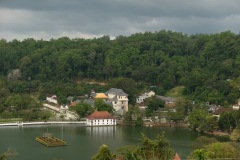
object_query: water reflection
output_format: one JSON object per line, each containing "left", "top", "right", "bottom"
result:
{"left": 86, "top": 126, "right": 116, "bottom": 138}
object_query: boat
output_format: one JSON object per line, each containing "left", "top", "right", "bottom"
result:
{"left": 36, "top": 133, "right": 67, "bottom": 147}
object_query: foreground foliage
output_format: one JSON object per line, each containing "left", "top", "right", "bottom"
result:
{"left": 189, "top": 137, "right": 240, "bottom": 159}
{"left": 0, "top": 147, "right": 18, "bottom": 160}
{"left": 93, "top": 132, "right": 173, "bottom": 160}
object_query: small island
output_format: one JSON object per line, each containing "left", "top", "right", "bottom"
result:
{"left": 35, "top": 133, "right": 67, "bottom": 147}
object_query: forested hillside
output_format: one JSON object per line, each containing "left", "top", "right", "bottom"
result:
{"left": 0, "top": 30, "right": 240, "bottom": 105}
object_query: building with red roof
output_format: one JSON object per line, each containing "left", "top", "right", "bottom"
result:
{"left": 173, "top": 153, "right": 181, "bottom": 160}
{"left": 86, "top": 111, "right": 116, "bottom": 126}
{"left": 212, "top": 107, "right": 233, "bottom": 119}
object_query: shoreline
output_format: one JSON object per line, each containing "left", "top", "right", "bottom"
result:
{"left": 0, "top": 121, "right": 86, "bottom": 127}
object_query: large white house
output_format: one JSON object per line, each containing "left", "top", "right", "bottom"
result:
{"left": 86, "top": 111, "right": 116, "bottom": 126}
{"left": 105, "top": 88, "right": 129, "bottom": 112}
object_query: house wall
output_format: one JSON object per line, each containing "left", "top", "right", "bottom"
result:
{"left": 46, "top": 97, "right": 58, "bottom": 104}
{"left": 107, "top": 94, "right": 129, "bottom": 112}
{"left": 232, "top": 105, "right": 240, "bottom": 110}
{"left": 137, "top": 98, "right": 144, "bottom": 104}
{"left": 86, "top": 119, "right": 116, "bottom": 126}
{"left": 147, "top": 91, "right": 155, "bottom": 97}
{"left": 107, "top": 93, "right": 115, "bottom": 99}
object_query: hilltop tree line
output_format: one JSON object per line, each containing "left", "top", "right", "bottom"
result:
{"left": 0, "top": 30, "right": 240, "bottom": 105}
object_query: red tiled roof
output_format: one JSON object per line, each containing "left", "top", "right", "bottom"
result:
{"left": 87, "top": 111, "right": 115, "bottom": 120}
{"left": 173, "top": 153, "right": 181, "bottom": 160}
{"left": 213, "top": 107, "right": 233, "bottom": 115}
{"left": 70, "top": 101, "right": 77, "bottom": 106}
{"left": 139, "top": 102, "right": 146, "bottom": 106}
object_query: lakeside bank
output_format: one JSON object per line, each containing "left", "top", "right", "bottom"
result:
{"left": 0, "top": 121, "right": 85, "bottom": 127}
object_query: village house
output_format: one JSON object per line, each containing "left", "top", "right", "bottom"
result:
{"left": 138, "top": 102, "right": 148, "bottom": 110}
{"left": 208, "top": 105, "right": 220, "bottom": 114}
{"left": 46, "top": 95, "right": 58, "bottom": 104}
{"left": 86, "top": 111, "right": 116, "bottom": 126}
{"left": 136, "top": 90, "right": 155, "bottom": 104}
{"left": 105, "top": 88, "right": 129, "bottom": 113}
{"left": 232, "top": 99, "right": 240, "bottom": 110}
{"left": 212, "top": 107, "right": 233, "bottom": 119}
{"left": 60, "top": 104, "right": 69, "bottom": 114}
{"left": 67, "top": 96, "right": 74, "bottom": 103}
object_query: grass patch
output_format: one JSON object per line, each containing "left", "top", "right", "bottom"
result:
{"left": 0, "top": 118, "right": 23, "bottom": 123}
{"left": 165, "top": 86, "right": 186, "bottom": 98}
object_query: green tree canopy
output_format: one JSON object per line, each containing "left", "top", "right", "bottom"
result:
{"left": 72, "top": 102, "right": 94, "bottom": 118}
{"left": 205, "top": 142, "right": 240, "bottom": 159}
{"left": 92, "top": 144, "right": 115, "bottom": 160}
{"left": 145, "top": 96, "right": 165, "bottom": 117}
{"left": 94, "top": 99, "right": 113, "bottom": 113}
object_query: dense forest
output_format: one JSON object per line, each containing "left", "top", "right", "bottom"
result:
{"left": 0, "top": 30, "right": 240, "bottom": 105}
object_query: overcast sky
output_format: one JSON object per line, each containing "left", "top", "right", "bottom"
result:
{"left": 1, "top": 0, "right": 240, "bottom": 41}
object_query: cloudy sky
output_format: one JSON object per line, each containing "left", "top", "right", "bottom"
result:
{"left": 1, "top": 0, "right": 240, "bottom": 41}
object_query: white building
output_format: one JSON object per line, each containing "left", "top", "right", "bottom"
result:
{"left": 60, "top": 104, "right": 69, "bottom": 114}
{"left": 232, "top": 99, "right": 240, "bottom": 110}
{"left": 136, "top": 91, "right": 155, "bottom": 104}
{"left": 86, "top": 111, "right": 116, "bottom": 126}
{"left": 105, "top": 88, "right": 129, "bottom": 112}
{"left": 46, "top": 95, "right": 58, "bottom": 104}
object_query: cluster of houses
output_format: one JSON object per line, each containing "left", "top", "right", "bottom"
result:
{"left": 45, "top": 88, "right": 164, "bottom": 126}
{"left": 211, "top": 99, "right": 240, "bottom": 119}
{"left": 45, "top": 88, "right": 130, "bottom": 126}
{"left": 45, "top": 87, "right": 240, "bottom": 127}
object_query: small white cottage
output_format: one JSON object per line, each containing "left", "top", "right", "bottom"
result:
{"left": 86, "top": 111, "right": 116, "bottom": 126}
{"left": 46, "top": 95, "right": 58, "bottom": 104}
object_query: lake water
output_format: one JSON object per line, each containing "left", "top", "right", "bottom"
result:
{"left": 0, "top": 124, "right": 198, "bottom": 160}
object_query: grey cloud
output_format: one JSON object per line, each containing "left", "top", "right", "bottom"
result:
{"left": 0, "top": 0, "right": 240, "bottom": 40}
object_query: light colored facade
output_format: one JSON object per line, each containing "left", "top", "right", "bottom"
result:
{"left": 137, "top": 95, "right": 149, "bottom": 104}
{"left": 145, "top": 91, "right": 155, "bottom": 97}
{"left": 136, "top": 91, "right": 155, "bottom": 104}
{"left": 86, "top": 111, "right": 116, "bottom": 126}
{"left": 232, "top": 104, "right": 239, "bottom": 110}
{"left": 105, "top": 88, "right": 128, "bottom": 112}
{"left": 46, "top": 95, "right": 58, "bottom": 104}
{"left": 232, "top": 99, "right": 240, "bottom": 110}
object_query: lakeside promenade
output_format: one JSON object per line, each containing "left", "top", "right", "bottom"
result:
{"left": 0, "top": 121, "right": 86, "bottom": 127}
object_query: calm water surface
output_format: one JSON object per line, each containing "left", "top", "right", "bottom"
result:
{"left": 0, "top": 124, "right": 198, "bottom": 160}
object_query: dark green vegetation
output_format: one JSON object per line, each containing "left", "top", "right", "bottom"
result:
{"left": 92, "top": 132, "right": 173, "bottom": 160}
{"left": 0, "top": 30, "right": 240, "bottom": 104}
{"left": 188, "top": 136, "right": 240, "bottom": 159}
{"left": 0, "top": 147, "right": 17, "bottom": 160}
{"left": 92, "top": 135, "right": 240, "bottom": 160}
